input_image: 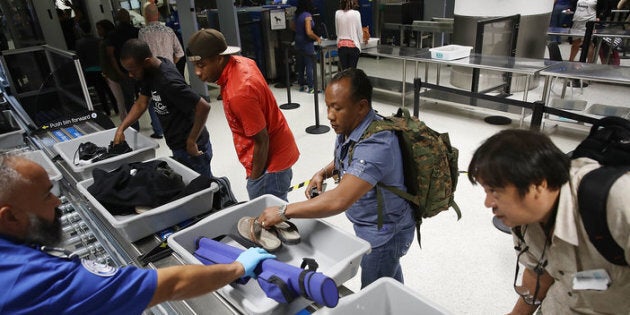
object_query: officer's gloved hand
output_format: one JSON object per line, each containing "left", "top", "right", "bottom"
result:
{"left": 235, "top": 247, "right": 276, "bottom": 278}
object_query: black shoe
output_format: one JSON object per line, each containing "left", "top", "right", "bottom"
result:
{"left": 150, "top": 133, "right": 163, "bottom": 139}
{"left": 93, "top": 141, "right": 133, "bottom": 162}
{"left": 566, "top": 80, "right": 588, "bottom": 88}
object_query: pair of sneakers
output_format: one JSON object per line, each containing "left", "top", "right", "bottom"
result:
{"left": 299, "top": 85, "right": 318, "bottom": 94}
{"left": 74, "top": 141, "right": 133, "bottom": 165}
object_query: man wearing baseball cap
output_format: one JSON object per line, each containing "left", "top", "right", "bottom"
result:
{"left": 187, "top": 29, "right": 299, "bottom": 201}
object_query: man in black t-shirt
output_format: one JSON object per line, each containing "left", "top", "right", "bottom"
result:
{"left": 113, "top": 39, "right": 213, "bottom": 178}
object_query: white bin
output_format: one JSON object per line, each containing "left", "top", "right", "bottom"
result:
{"left": 168, "top": 195, "right": 371, "bottom": 315}
{"left": 429, "top": 45, "right": 473, "bottom": 60}
{"left": 315, "top": 277, "right": 452, "bottom": 315}
{"left": 0, "top": 110, "right": 25, "bottom": 149}
{"left": 76, "top": 157, "right": 218, "bottom": 242}
{"left": 360, "top": 38, "right": 380, "bottom": 50}
{"left": 53, "top": 128, "right": 158, "bottom": 179}
{"left": 19, "top": 150, "right": 63, "bottom": 196}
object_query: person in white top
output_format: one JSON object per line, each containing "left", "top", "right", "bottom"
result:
{"left": 335, "top": 0, "right": 365, "bottom": 70}
{"left": 567, "top": 0, "right": 597, "bottom": 62}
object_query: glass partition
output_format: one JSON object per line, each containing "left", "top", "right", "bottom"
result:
{"left": 0, "top": 44, "right": 92, "bottom": 129}
{"left": 471, "top": 14, "right": 520, "bottom": 94}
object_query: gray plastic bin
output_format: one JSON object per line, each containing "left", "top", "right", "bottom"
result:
{"left": 0, "top": 110, "right": 25, "bottom": 149}
{"left": 168, "top": 195, "right": 371, "bottom": 315}
{"left": 314, "top": 277, "right": 452, "bottom": 315}
{"left": 19, "top": 150, "right": 63, "bottom": 196}
{"left": 76, "top": 157, "right": 218, "bottom": 242}
{"left": 53, "top": 128, "right": 158, "bottom": 179}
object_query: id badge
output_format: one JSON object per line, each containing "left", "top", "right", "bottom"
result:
{"left": 572, "top": 269, "right": 611, "bottom": 291}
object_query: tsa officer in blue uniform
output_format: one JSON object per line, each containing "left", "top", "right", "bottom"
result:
{"left": 0, "top": 154, "right": 275, "bottom": 314}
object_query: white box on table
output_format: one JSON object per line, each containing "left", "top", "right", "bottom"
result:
{"left": 429, "top": 45, "right": 473, "bottom": 60}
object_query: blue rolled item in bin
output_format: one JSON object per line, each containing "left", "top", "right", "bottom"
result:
{"left": 194, "top": 237, "right": 339, "bottom": 308}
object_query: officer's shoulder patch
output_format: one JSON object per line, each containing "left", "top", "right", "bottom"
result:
{"left": 81, "top": 259, "right": 118, "bottom": 277}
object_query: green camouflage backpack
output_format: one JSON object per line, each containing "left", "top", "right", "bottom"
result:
{"left": 348, "top": 108, "right": 461, "bottom": 246}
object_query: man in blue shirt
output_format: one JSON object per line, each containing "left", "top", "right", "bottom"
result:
{"left": 258, "top": 68, "right": 415, "bottom": 288}
{"left": 0, "top": 154, "right": 274, "bottom": 314}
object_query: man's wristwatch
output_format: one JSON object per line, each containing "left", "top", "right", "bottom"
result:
{"left": 277, "top": 204, "right": 289, "bottom": 221}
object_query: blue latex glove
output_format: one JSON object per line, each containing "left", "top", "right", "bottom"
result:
{"left": 235, "top": 247, "right": 276, "bottom": 278}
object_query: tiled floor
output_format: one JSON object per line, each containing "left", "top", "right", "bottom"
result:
{"left": 123, "top": 41, "right": 627, "bottom": 314}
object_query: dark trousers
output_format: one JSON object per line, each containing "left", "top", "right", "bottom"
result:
{"left": 338, "top": 47, "right": 360, "bottom": 70}
{"left": 84, "top": 71, "right": 117, "bottom": 115}
{"left": 119, "top": 76, "right": 140, "bottom": 131}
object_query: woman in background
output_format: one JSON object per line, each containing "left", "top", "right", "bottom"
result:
{"left": 568, "top": 0, "right": 597, "bottom": 62}
{"left": 96, "top": 19, "right": 127, "bottom": 121}
{"left": 568, "top": 0, "right": 613, "bottom": 62}
{"left": 293, "top": 0, "right": 321, "bottom": 94}
{"left": 549, "top": 0, "right": 574, "bottom": 43}
{"left": 335, "top": 0, "right": 365, "bottom": 70}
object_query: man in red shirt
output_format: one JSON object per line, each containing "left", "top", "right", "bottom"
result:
{"left": 187, "top": 29, "right": 299, "bottom": 201}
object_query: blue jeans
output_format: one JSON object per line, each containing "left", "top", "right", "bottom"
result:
{"left": 360, "top": 223, "right": 415, "bottom": 288}
{"left": 246, "top": 168, "right": 293, "bottom": 201}
{"left": 172, "top": 140, "right": 213, "bottom": 179}
{"left": 296, "top": 49, "right": 314, "bottom": 88}
{"left": 550, "top": 3, "right": 572, "bottom": 43}
{"left": 148, "top": 100, "right": 163, "bottom": 136}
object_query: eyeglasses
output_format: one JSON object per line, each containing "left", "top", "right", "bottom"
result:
{"left": 39, "top": 246, "right": 79, "bottom": 260}
{"left": 513, "top": 245, "right": 547, "bottom": 306}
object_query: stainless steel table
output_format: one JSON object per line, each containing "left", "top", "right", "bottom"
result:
{"left": 547, "top": 26, "right": 586, "bottom": 38}
{"left": 540, "top": 61, "right": 630, "bottom": 125}
{"left": 383, "top": 20, "right": 454, "bottom": 48}
{"left": 361, "top": 45, "right": 431, "bottom": 107}
{"left": 448, "top": 54, "right": 553, "bottom": 100}
{"left": 541, "top": 61, "right": 630, "bottom": 100}
{"left": 362, "top": 46, "right": 554, "bottom": 121}
{"left": 316, "top": 39, "right": 339, "bottom": 89}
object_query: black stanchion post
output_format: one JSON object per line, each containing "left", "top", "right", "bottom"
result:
{"left": 273, "top": 41, "right": 291, "bottom": 89}
{"left": 580, "top": 21, "right": 594, "bottom": 63}
{"left": 530, "top": 101, "right": 545, "bottom": 131}
{"left": 319, "top": 44, "right": 326, "bottom": 90}
{"left": 306, "top": 51, "right": 330, "bottom": 135}
{"left": 413, "top": 77, "right": 421, "bottom": 118}
{"left": 280, "top": 42, "right": 300, "bottom": 110}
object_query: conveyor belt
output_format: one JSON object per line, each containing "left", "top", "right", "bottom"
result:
{"left": 19, "top": 119, "right": 238, "bottom": 314}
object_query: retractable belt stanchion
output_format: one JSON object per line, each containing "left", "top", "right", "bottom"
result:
{"left": 305, "top": 48, "right": 329, "bottom": 134}
{"left": 529, "top": 101, "right": 545, "bottom": 131}
{"left": 274, "top": 42, "right": 288, "bottom": 89}
{"left": 280, "top": 41, "right": 300, "bottom": 110}
{"left": 413, "top": 78, "right": 421, "bottom": 118}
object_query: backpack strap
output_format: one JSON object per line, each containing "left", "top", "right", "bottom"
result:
{"left": 577, "top": 165, "right": 630, "bottom": 266}
{"left": 378, "top": 183, "right": 462, "bottom": 219}
{"left": 347, "top": 119, "right": 392, "bottom": 230}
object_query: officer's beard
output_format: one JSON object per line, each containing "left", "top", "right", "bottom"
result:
{"left": 24, "top": 208, "right": 62, "bottom": 246}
